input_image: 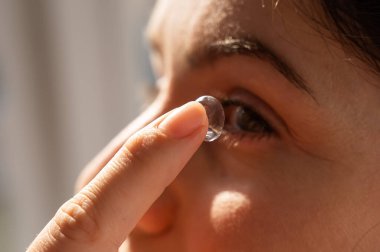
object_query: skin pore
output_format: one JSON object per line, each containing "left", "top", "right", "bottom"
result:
{"left": 84, "top": 0, "right": 380, "bottom": 251}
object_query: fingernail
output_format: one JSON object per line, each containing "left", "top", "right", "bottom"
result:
{"left": 158, "top": 102, "right": 207, "bottom": 139}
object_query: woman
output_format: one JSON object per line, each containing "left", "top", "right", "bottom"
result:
{"left": 28, "top": 0, "right": 380, "bottom": 251}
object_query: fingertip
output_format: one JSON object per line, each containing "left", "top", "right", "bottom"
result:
{"left": 158, "top": 101, "right": 208, "bottom": 139}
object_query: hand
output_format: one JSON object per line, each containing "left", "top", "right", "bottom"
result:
{"left": 27, "top": 102, "right": 208, "bottom": 252}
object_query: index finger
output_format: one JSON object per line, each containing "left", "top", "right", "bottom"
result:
{"left": 27, "top": 102, "right": 208, "bottom": 252}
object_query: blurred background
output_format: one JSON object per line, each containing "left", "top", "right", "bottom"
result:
{"left": 0, "top": 0, "right": 156, "bottom": 251}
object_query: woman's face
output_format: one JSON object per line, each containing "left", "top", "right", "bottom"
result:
{"left": 125, "top": 0, "right": 380, "bottom": 251}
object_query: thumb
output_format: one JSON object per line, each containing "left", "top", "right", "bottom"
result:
{"left": 27, "top": 101, "right": 208, "bottom": 252}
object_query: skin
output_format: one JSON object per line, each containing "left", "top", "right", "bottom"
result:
{"left": 28, "top": 0, "right": 380, "bottom": 251}
{"left": 127, "top": 0, "right": 380, "bottom": 251}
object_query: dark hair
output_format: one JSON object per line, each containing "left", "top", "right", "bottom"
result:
{"left": 301, "top": 1, "right": 380, "bottom": 75}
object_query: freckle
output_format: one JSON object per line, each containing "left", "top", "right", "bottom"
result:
{"left": 210, "top": 191, "right": 252, "bottom": 234}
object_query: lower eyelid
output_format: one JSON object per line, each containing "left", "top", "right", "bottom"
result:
{"left": 231, "top": 89, "right": 288, "bottom": 134}
{"left": 211, "top": 88, "right": 289, "bottom": 142}
{"left": 217, "top": 129, "right": 279, "bottom": 151}
{"left": 222, "top": 124, "right": 276, "bottom": 140}
{"left": 220, "top": 111, "right": 276, "bottom": 149}
{"left": 206, "top": 88, "right": 289, "bottom": 146}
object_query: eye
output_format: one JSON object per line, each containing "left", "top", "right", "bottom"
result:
{"left": 222, "top": 99, "right": 275, "bottom": 140}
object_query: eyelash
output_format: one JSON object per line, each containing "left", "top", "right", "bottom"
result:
{"left": 220, "top": 98, "right": 276, "bottom": 144}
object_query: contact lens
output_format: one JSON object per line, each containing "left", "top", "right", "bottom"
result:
{"left": 196, "top": 95, "right": 225, "bottom": 142}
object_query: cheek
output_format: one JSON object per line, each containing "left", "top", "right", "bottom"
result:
{"left": 210, "top": 191, "right": 253, "bottom": 236}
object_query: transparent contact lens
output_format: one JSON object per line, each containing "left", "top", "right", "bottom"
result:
{"left": 196, "top": 95, "right": 225, "bottom": 142}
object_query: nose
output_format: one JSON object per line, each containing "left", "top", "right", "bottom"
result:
{"left": 135, "top": 189, "right": 177, "bottom": 235}
{"left": 132, "top": 86, "right": 204, "bottom": 236}
{"left": 131, "top": 88, "right": 182, "bottom": 236}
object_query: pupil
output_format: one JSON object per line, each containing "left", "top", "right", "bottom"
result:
{"left": 236, "top": 107, "right": 271, "bottom": 133}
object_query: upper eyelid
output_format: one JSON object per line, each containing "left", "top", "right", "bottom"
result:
{"left": 218, "top": 102, "right": 275, "bottom": 146}
{"left": 221, "top": 99, "right": 270, "bottom": 127}
{"left": 219, "top": 89, "right": 292, "bottom": 137}
{"left": 148, "top": 40, "right": 161, "bottom": 55}
{"left": 150, "top": 50, "right": 164, "bottom": 77}
{"left": 145, "top": 27, "right": 163, "bottom": 56}
{"left": 145, "top": 31, "right": 165, "bottom": 78}
{"left": 186, "top": 37, "right": 317, "bottom": 103}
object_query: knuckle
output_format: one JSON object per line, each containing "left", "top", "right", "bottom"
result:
{"left": 52, "top": 191, "right": 101, "bottom": 243}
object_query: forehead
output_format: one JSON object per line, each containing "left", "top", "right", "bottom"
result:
{"left": 147, "top": 0, "right": 302, "bottom": 51}
{"left": 146, "top": 0, "right": 357, "bottom": 101}
{"left": 146, "top": 0, "right": 326, "bottom": 71}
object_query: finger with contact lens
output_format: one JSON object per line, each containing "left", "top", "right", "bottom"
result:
{"left": 27, "top": 101, "right": 208, "bottom": 252}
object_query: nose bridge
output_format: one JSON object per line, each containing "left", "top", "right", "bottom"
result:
{"left": 168, "top": 143, "right": 226, "bottom": 214}
{"left": 134, "top": 187, "right": 178, "bottom": 235}
{"left": 132, "top": 85, "right": 175, "bottom": 130}
{"left": 133, "top": 127, "right": 213, "bottom": 237}
{"left": 136, "top": 144, "right": 214, "bottom": 232}
{"left": 170, "top": 144, "right": 212, "bottom": 194}
{"left": 133, "top": 78, "right": 215, "bottom": 236}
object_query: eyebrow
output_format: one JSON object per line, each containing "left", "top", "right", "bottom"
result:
{"left": 187, "top": 36, "right": 314, "bottom": 98}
